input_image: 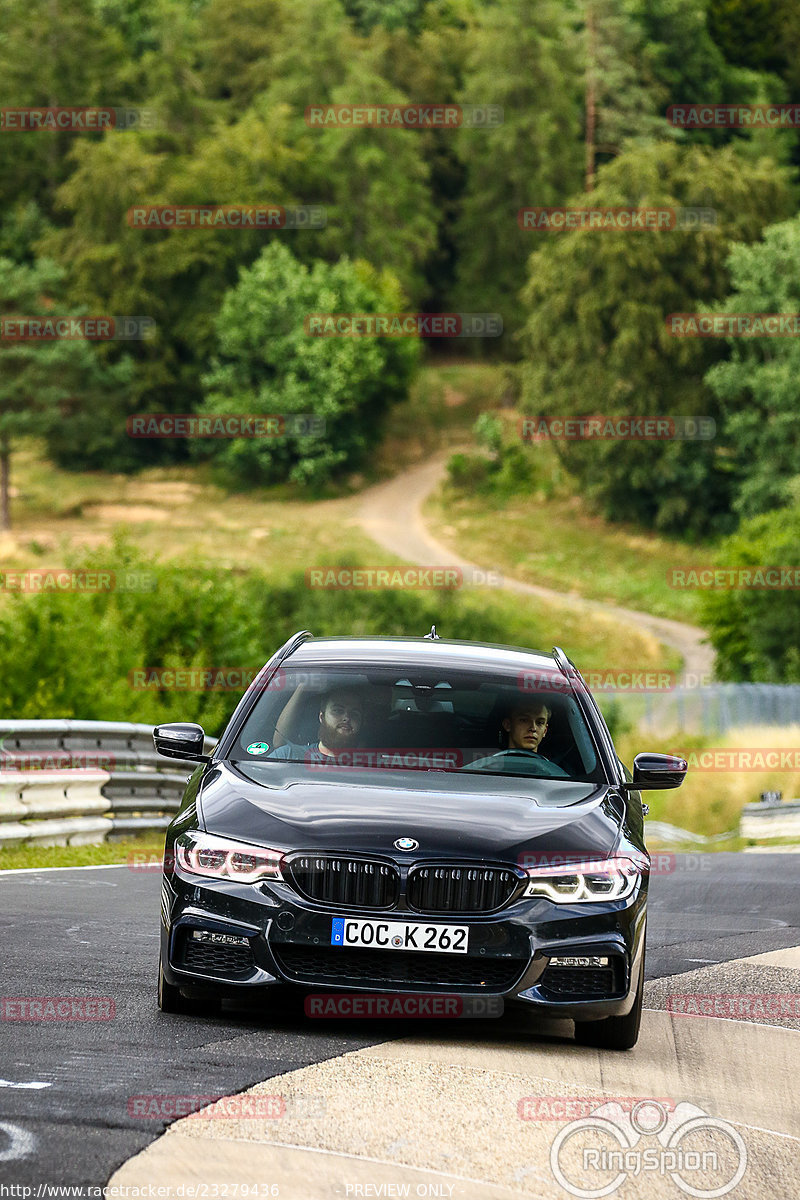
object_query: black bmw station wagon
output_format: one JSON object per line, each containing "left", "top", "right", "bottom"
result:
{"left": 156, "top": 631, "right": 686, "bottom": 1049}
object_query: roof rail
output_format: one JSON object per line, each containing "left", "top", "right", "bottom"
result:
{"left": 273, "top": 628, "right": 314, "bottom": 669}
{"left": 552, "top": 645, "right": 578, "bottom": 678}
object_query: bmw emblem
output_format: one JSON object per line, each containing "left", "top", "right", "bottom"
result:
{"left": 394, "top": 837, "right": 419, "bottom": 852}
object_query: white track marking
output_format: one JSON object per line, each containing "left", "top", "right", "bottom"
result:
{"left": 0, "top": 864, "right": 127, "bottom": 876}
{"left": 0, "top": 1080, "right": 51, "bottom": 1090}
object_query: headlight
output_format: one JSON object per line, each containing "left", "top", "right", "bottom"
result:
{"left": 523, "top": 855, "right": 642, "bottom": 903}
{"left": 175, "top": 831, "right": 283, "bottom": 883}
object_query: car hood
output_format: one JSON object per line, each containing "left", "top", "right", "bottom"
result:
{"left": 197, "top": 761, "right": 624, "bottom": 863}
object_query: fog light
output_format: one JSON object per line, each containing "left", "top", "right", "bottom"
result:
{"left": 191, "top": 930, "right": 249, "bottom": 947}
{"left": 548, "top": 955, "right": 609, "bottom": 967}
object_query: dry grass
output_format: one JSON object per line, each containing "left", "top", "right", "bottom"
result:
{"left": 618, "top": 724, "right": 800, "bottom": 838}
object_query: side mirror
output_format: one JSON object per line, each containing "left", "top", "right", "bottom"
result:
{"left": 153, "top": 722, "right": 211, "bottom": 763}
{"left": 624, "top": 752, "right": 687, "bottom": 790}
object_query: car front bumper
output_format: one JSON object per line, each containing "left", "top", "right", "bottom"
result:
{"left": 160, "top": 864, "right": 648, "bottom": 1022}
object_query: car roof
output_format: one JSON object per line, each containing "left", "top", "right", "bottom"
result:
{"left": 285, "top": 635, "right": 562, "bottom": 675}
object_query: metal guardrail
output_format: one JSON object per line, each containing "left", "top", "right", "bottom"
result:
{"left": 615, "top": 683, "right": 800, "bottom": 735}
{"left": 0, "top": 720, "right": 217, "bottom": 846}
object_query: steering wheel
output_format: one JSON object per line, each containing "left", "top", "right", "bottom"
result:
{"left": 481, "top": 749, "right": 569, "bottom": 778}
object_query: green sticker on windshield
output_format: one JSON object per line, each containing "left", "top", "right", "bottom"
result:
{"left": 246, "top": 741, "right": 270, "bottom": 755}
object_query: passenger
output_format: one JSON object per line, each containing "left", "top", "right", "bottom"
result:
{"left": 269, "top": 687, "right": 364, "bottom": 761}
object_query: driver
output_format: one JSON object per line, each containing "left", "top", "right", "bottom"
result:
{"left": 268, "top": 687, "right": 364, "bottom": 760}
{"left": 502, "top": 701, "right": 551, "bottom": 754}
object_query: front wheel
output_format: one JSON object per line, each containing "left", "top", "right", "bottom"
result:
{"left": 573, "top": 953, "right": 644, "bottom": 1051}
{"left": 158, "top": 950, "right": 188, "bottom": 1013}
{"left": 158, "top": 951, "right": 221, "bottom": 1017}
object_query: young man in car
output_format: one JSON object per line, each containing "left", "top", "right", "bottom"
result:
{"left": 502, "top": 700, "right": 552, "bottom": 754}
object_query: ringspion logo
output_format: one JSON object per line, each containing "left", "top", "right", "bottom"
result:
{"left": 550, "top": 1100, "right": 746, "bottom": 1198}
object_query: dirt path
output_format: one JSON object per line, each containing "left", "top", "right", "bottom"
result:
{"left": 356, "top": 457, "right": 713, "bottom": 681}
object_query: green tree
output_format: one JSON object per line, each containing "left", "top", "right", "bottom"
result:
{"left": 198, "top": 243, "right": 420, "bottom": 487}
{"left": 0, "top": 257, "right": 133, "bottom": 527}
{"left": 518, "top": 142, "right": 793, "bottom": 539}
{"left": 451, "top": 0, "right": 583, "bottom": 342}
{"left": 705, "top": 215, "right": 800, "bottom": 518}
{"left": 261, "top": 0, "right": 439, "bottom": 302}
{"left": 0, "top": 0, "right": 127, "bottom": 216}
{"left": 700, "top": 503, "right": 800, "bottom": 681}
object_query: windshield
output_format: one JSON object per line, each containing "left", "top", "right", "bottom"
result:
{"left": 230, "top": 661, "right": 606, "bottom": 784}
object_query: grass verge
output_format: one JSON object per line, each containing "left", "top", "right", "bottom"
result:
{"left": 617, "top": 723, "right": 800, "bottom": 839}
{"left": 0, "top": 833, "right": 166, "bottom": 872}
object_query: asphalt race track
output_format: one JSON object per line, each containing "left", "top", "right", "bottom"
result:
{"left": 1, "top": 853, "right": 799, "bottom": 1196}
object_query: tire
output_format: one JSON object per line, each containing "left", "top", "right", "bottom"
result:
{"left": 158, "top": 951, "right": 221, "bottom": 1017}
{"left": 573, "top": 952, "right": 645, "bottom": 1051}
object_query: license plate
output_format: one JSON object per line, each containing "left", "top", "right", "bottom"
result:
{"left": 331, "top": 917, "right": 469, "bottom": 954}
